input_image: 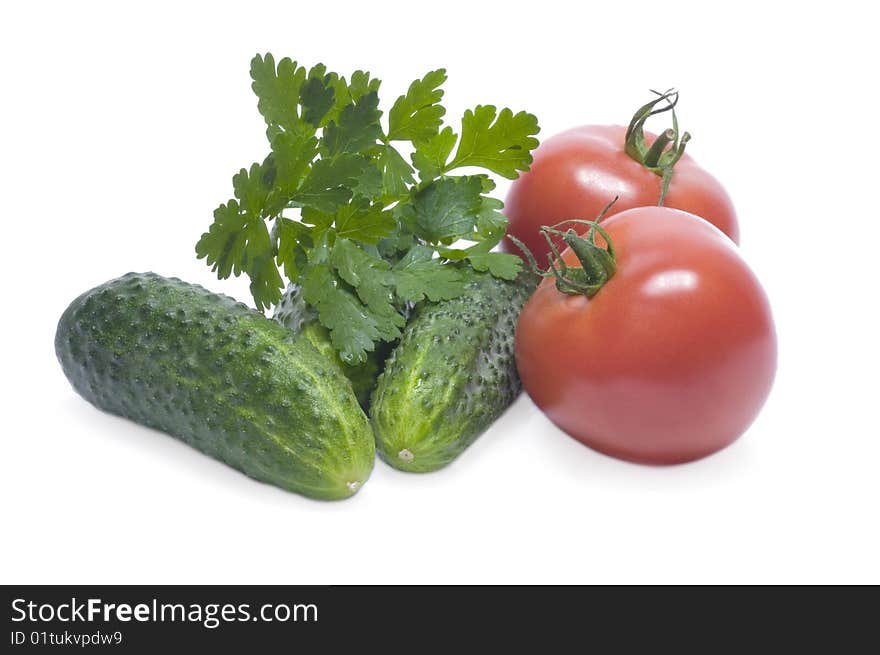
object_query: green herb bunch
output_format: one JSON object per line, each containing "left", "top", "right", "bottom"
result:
{"left": 197, "top": 54, "right": 540, "bottom": 364}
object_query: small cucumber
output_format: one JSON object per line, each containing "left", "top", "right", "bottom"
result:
{"left": 55, "top": 272, "right": 375, "bottom": 500}
{"left": 371, "top": 272, "right": 536, "bottom": 472}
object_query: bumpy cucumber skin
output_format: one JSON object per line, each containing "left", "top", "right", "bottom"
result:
{"left": 371, "top": 272, "right": 536, "bottom": 472}
{"left": 274, "top": 284, "right": 388, "bottom": 410}
{"left": 55, "top": 272, "right": 374, "bottom": 500}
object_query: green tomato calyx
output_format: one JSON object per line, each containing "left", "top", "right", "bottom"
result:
{"left": 624, "top": 89, "right": 691, "bottom": 205}
{"left": 508, "top": 198, "right": 618, "bottom": 298}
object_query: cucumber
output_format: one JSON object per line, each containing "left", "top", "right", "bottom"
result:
{"left": 55, "top": 272, "right": 375, "bottom": 500}
{"left": 370, "top": 271, "right": 536, "bottom": 472}
{"left": 274, "top": 284, "right": 389, "bottom": 410}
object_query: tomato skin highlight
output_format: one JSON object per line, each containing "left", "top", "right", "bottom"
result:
{"left": 502, "top": 125, "right": 739, "bottom": 264}
{"left": 514, "top": 207, "right": 775, "bottom": 465}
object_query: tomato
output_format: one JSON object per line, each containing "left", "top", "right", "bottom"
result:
{"left": 502, "top": 99, "right": 739, "bottom": 265}
{"left": 514, "top": 207, "right": 775, "bottom": 464}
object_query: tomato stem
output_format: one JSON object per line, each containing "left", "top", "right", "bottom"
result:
{"left": 644, "top": 128, "right": 676, "bottom": 168}
{"left": 509, "top": 198, "right": 619, "bottom": 298}
{"left": 624, "top": 90, "right": 691, "bottom": 205}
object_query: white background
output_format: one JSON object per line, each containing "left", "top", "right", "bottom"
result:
{"left": 2, "top": 0, "right": 877, "bottom": 584}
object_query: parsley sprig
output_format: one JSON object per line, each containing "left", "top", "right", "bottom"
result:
{"left": 197, "top": 54, "right": 540, "bottom": 364}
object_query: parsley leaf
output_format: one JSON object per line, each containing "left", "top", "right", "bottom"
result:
{"left": 379, "top": 145, "right": 415, "bottom": 198}
{"left": 300, "top": 74, "right": 336, "bottom": 127}
{"left": 407, "top": 176, "right": 483, "bottom": 243}
{"left": 334, "top": 198, "right": 395, "bottom": 244}
{"left": 474, "top": 196, "right": 509, "bottom": 241}
{"left": 197, "top": 162, "right": 286, "bottom": 309}
{"left": 463, "top": 240, "right": 521, "bottom": 280}
{"left": 323, "top": 91, "right": 383, "bottom": 156}
{"left": 330, "top": 238, "right": 404, "bottom": 342}
{"left": 231, "top": 163, "right": 271, "bottom": 217}
{"left": 301, "top": 262, "right": 380, "bottom": 365}
{"left": 196, "top": 200, "right": 249, "bottom": 279}
{"left": 195, "top": 198, "right": 283, "bottom": 311}
{"left": 411, "top": 126, "right": 458, "bottom": 182}
{"left": 242, "top": 221, "right": 285, "bottom": 310}
{"left": 250, "top": 54, "right": 309, "bottom": 136}
{"left": 264, "top": 132, "right": 318, "bottom": 214}
{"left": 393, "top": 245, "right": 467, "bottom": 302}
{"left": 347, "top": 71, "right": 381, "bottom": 102}
{"left": 351, "top": 161, "right": 384, "bottom": 200}
{"left": 275, "top": 217, "right": 311, "bottom": 281}
{"left": 322, "top": 70, "right": 381, "bottom": 127}
{"left": 299, "top": 207, "right": 335, "bottom": 239}
{"left": 387, "top": 69, "right": 447, "bottom": 142}
{"left": 292, "top": 154, "right": 370, "bottom": 213}
{"left": 446, "top": 106, "right": 540, "bottom": 178}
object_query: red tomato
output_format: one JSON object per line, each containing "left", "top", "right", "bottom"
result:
{"left": 502, "top": 124, "right": 739, "bottom": 264}
{"left": 515, "top": 207, "right": 775, "bottom": 464}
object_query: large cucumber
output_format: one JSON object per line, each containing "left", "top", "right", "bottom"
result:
{"left": 55, "top": 272, "right": 375, "bottom": 500}
{"left": 274, "top": 284, "right": 389, "bottom": 410}
{"left": 370, "top": 272, "right": 536, "bottom": 472}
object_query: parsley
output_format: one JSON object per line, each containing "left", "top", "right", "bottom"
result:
{"left": 392, "top": 245, "right": 467, "bottom": 303}
{"left": 406, "top": 176, "right": 484, "bottom": 243}
{"left": 446, "top": 106, "right": 540, "bottom": 178}
{"left": 387, "top": 70, "right": 447, "bottom": 142}
{"left": 197, "top": 54, "right": 540, "bottom": 364}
